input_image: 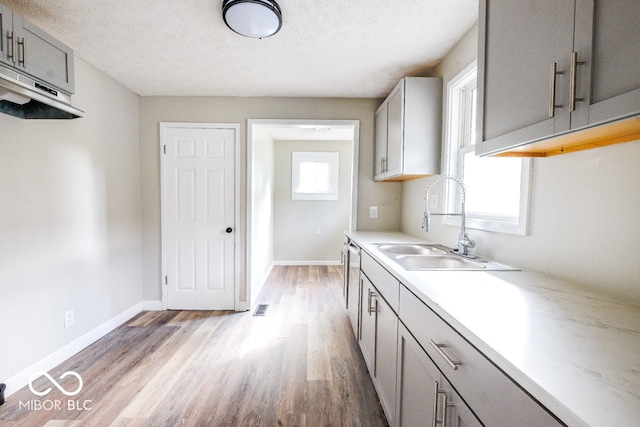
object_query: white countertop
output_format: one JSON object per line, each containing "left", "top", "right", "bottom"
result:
{"left": 347, "top": 231, "right": 640, "bottom": 427}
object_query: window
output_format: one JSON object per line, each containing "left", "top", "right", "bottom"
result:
{"left": 443, "top": 61, "right": 531, "bottom": 235}
{"left": 291, "top": 151, "right": 339, "bottom": 200}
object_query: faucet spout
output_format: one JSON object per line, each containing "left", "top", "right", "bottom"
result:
{"left": 423, "top": 175, "right": 476, "bottom": 258}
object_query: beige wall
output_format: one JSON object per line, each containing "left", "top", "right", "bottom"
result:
{"left": 139, "top": 96, "right": 394, "bottom": 302}
{"left": 0, "top": 59, "right": 141, "bottom": 384}
{"left": 402, "top": 23, "right": 640, "bottom": 305}
{"left": 250, "top": 127, "right": 275, "bottom": 306}
{"left": 273, "top": 140, "right": 352, "bottom": 262}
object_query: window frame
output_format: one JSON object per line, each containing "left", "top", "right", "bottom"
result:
{"left": 442, "top": 61, "right": 532, "bottom": 236}
{"left": 291, "top": 151, "right": 339, "bottom": 201}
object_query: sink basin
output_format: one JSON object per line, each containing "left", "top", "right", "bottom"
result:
{"left": 394, "top": 254, "right": 485, "bottom": 270}
{"left": 374, "top": 243, "right": 518, "bottom": 271}
{"left": 376, "top": 244, "right": 448, "bottom": 256}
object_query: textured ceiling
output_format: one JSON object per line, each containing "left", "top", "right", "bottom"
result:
{"left": 2, "top": 0, "right": 478, "bottom": 98}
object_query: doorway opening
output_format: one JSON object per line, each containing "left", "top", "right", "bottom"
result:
{"left": 247, "top": 119, "right": 359, "bottom": 308}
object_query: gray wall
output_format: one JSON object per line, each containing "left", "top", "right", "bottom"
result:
{"left": 0, "top": 59, "right": 142, "bottom": 384}
{"left": 138, "top": 96, "right": 395, "bottom": 303}
{"left": 273, "top": 140, "right": 352, "bottom": 263}
{"left": 402, "top": 23, "right": 640, "bottom": 305}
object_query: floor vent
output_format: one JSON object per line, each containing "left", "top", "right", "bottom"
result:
{"left": 253, "top": 304, "right": 269, "bottom": 316}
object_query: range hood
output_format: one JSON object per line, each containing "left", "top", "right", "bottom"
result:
{"left": 0, "top": 65, "right": 84, "bottom": 120}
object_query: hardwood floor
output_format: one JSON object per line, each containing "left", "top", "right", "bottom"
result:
{"left": 0, "top": 266, "right": 387, "bottom": 427}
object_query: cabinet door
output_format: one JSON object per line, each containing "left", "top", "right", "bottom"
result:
{"left": 374, "top": 103, "right": 388, "bottom": 180}
{"left": 359, "top": 275, "right": 376, "bottom": 372}
{"left": 346, "top": 252, "right": 360, "bottom": 339}
{"left": 439, "top": 375, "right": 482, "bottom": 427}
{"left": 385, "top": 83, "right": 404, "bottom": 178}
{"left": 360, "top": 274, "right": 399, "bottom": 425}
{"left": 0, "top": 5, "right": 14, "bottom": 66}
{"left": 477, "top": 0, "right": 574, "bottom": 155}
{"left": 573, "top": 0, "right": 640, "bottom": 127}
{"left": 396, "top": 324, "right": 480, "bottom": 427}
{"left": 14, "top": 17, "right": 75, "bottom": 94}
{"left": 396, "top": 323, "right": 439, "bottom": 426}
{"left": 374, "top": 288, "right": 398, "bottom": 424}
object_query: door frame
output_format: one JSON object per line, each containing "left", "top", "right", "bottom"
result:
{"left": 160, "top": 122, "right": 242, "bottom": 311}
{"left": 247, "top": 119, "right": 360, "bottom": 309}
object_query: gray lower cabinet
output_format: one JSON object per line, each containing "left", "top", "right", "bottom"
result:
{"left": 359, "top": 273, "right": 398, "bottom": 425}
{"left": 477, "top": 0, "right": 640, "bottom": 156}
{"left": 400, "top": 286, "right": 564, "bottom": 426}
{"left": 0, "top": 5, "right": 74, "bottom": 94}
{"left": 396, "top": 323, "right": 481, "bottom": 427}
{"left": 346, "top": 241, "right": 361, "bottom": 339}
{"left": 356, "top": 250, "right": 564, "bottom": 426}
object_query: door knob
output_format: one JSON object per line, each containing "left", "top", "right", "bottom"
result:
{"left": 225, "top": 227, "right": 233, "bottom": 233}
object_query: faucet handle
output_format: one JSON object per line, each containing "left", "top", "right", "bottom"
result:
{"left": 460, "top": 233, "right": 476, "bottom": 249}
{"left": 422, "top": 213, "right": 431, "bottom": 232}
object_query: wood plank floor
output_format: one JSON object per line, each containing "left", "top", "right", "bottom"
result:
{"left": 0, "top": 266, "right": 387, "bottom": 427}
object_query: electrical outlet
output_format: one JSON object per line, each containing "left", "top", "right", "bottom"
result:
{"left": 64, "top": 310, "right": 74, "bottom": 329}
{"left": 369, "top": 206, "right": 378, "bottom": 219}
{"left": 315, "top": 227, "right": 321, "bottom": 235}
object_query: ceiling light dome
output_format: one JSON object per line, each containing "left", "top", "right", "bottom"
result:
{"left": 222, "top": 0, "right": 283, "bottom": 39}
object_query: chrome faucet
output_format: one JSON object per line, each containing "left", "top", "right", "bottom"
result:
{"left": 423, "top": 175, "right": 476, "bottom": 258}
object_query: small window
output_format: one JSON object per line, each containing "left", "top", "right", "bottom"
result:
{"left": 291, "top": 152, "right": 339, "bottom": 200}
{"left": 443, "top": 61, "right": 531, "bottom": 235}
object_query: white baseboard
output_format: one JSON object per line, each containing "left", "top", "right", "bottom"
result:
{"left": 3, "top": 302, "right": 144, "bottom": 397}
{"left": 142, "top": 300, "right": 163, "bottom": 311}
{"left": 273, "top": 260, "right": 342, "bottom": 266}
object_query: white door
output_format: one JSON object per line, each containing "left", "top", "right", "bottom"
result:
{"left": 162, "top": 125, "right": 236, "bottom": 310}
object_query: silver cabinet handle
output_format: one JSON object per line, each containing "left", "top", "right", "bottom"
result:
{"left": 431, "top": 381, "right": 439, "bottom": 427}
{"left": 569, "top": 52, "right": 585, "bottom": 112}
{"left": 380, "top": 156, "right": 387, "bottom": 174}
{"left": 367, "top": 288, "right": 377, "bottom": 315}
{"left": 431, "top": 381, "right": 446, "bottom": 427}
{"left": 17, "top": 37, "right": 25, "bottom": 67}
{"left": 6, "top": 31, "right": 14, "bottom": 63}
{"left": 549, "top": 62, "right": 564, "bottom": 117}
{"left": 429, "top": 339, "right": 461, "bottom": 371}
{"left": 432, "top": 381, "right": 453, "bottom": 427}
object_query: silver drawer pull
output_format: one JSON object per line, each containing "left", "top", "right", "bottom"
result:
{"left": 549, "top": 62, "right": 564, "bottom": 117}
{"left": 429, "top": 339, "right": 461, "bottom": 371}
{"left": 367, "top": 288, "right": 378, "bottom": 315}
{"left": 569, "top": 52, "right": 585, "bottom": 112}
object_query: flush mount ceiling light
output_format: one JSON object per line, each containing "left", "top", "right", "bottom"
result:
{"left": 222, "top": 0, "right": 283, "bottom": 39}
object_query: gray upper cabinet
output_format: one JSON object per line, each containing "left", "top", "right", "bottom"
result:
{"left": 576, "top": 0, "right": 640, "bottom": 126}
{"left": 374, "top": 101, "right": 388, "bottom": 178}
{"left": 0, "top": 4, "right": 13, "bottom": 65}
{"left": 1, "top": 6, "right": 75, "bottom": 94}
{"left": 374, "top": 77, "right": 442, "bottom": 181}
{"left": 477, "top": 0, "right": 640, "bottom": 157}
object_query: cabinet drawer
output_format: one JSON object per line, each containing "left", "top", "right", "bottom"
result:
{"left": 400, "top": 286, "right": 564, "bottom": 427}
{"left": 361, "top": 252, "right": 399, "bottom": 313}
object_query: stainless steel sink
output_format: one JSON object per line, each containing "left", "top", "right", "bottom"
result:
{"left": 394, "top": 254, "right": 485, "bottom": 270}
{"left": 376, "top": 243, "right": 448, "bottom": 256}
{"left": 374, "top": 243, "right": 518, "bottom": 271}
